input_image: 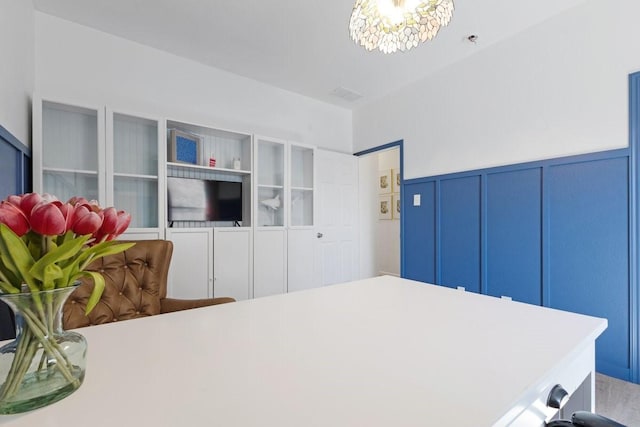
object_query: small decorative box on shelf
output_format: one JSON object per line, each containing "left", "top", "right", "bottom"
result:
{"left": 168, "top": 129, "right": 201, "bottom": 165}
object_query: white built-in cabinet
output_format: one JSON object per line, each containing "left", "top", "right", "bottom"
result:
{"left": 33, "top": 97, "right": 319, "bottom": 301}
{"left": 33, "top": 98, "right": 164, "bottom": 240}
{"left": 254, "top": 136, "right": 287, "bottom": 298}
{"left": 287, "top": 143, "right": 316, "bottom": 293}
{"left": 165, "top": 228, "right": 213, "bottom": 299}
{"left": 166, "top": 228, "right": 253, "bottom": 301}
{"left": 165, "top": 119, "right": 253, "bottom": 229}
{"left": 33, "top": 99, "right": 105, "bottom": 203}
{"left": 214, "top": 228, "right": 252, "bottom": 301}
{"left": 289, "top": 143, "right": 315, "bottom": 227}
{"left": 107, "top": 109, "right": 164, "bottom": 233}
{"left": 253, "top": 136, "right": 316, "bottom": 297}
{"left": 164, "top": 120, "right": 253, "bottom": 299}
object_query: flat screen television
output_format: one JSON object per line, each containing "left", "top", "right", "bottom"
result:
{"left": 167, "top": 177, "right": 242, "bottom": 222}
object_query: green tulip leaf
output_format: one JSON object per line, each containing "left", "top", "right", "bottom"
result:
{"left": 56, "top": 254, "right": 88, "bottom": 289}
{"left": 0, "top": 281, "right": 19, "bottom": 294}
{"left": 91, "top": 242, "right": 137, "bottom": 258}
{"left": 72, "top": 270, "right": 105, "bottom": 315}
{"left": 0, "top": 224, "right": 37, "bottom": 292}
{"left": 57, "top": 231, "right": 75, "bottom": 246}
{"left": 42, "top": 263, "right": 63, "bottom": 291}
{"left": 76, "top": 241, "right": 136, "bottom": 270}
{"left": 29, "top": 235, "right": 91, "bottom": 281}
{"left": 0, "top": 256, "right": 21, "bottom": 290}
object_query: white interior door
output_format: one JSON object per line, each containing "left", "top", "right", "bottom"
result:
{"left": 314, "top": 149, "right": 359, "bottom": 287}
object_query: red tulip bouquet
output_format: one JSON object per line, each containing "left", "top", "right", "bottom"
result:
{"left": 0, "top": 193, "right": 135, "bottom": 411}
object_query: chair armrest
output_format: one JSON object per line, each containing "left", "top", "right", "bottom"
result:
{"left": 161, "top": 297, "right": 235, "bottom": 314}
{"left": 571, "top": 411, "right": 626, "bottom": 427}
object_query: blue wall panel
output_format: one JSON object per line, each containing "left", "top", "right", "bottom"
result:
{"left": 486, "top": 168, "right": 542, "bottom": 305}
{"left": 0, "top": 142, "right": 18, "bottom": 199}
{"left": 548, "top": 158, "right": 630, "bottom": 378}
{"left": 403, "top": 181, "right": 436, "bottom": 283}
{"left": 440, "top": 176, "right": 481, "bottom": 292}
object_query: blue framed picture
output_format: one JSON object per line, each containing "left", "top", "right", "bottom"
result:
{"left": 169, "top": 129, "right": 201, "bottom": 165}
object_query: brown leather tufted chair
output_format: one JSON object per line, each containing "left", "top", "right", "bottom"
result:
{"left": 63, "top": 240, "right": 235, "bottom": 329}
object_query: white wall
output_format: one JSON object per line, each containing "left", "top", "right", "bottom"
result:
{"left": 0, "top": 1, "right": 34, "bottom": 145}
{"left": 353, "top": 0, "right": 640, "bottom": 179}
{"left": 358, "top": 152, "right": 377, "bottom": 278}
{"left": 376, "top": 149, "right": 400, "bottom": 276}
{"left": 358, "top": 148, "right": 400, "bottom": 278}
{"left": 34, "top": 13, "right": 352, "bottom": 152}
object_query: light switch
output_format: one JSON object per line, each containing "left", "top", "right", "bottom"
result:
{"left": 413, "top": 194, "right": 421, "bottom": 206}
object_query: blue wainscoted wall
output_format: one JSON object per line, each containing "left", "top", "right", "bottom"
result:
{"left": 0, "top": 124, "right": 31, "bottom": 341}
{"left": 403, "top": 149, "right": 634, "bottom": 381}
{"left": 402, "top": 72, "right": 640, "bottom": 383}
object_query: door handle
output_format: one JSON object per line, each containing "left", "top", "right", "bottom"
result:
{"left": 317, "top": 232, "right": 323, "bottom": 238}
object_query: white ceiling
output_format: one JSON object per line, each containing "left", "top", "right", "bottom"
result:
{"left": 33, "top": 0, "right": 588, "bottom": 109}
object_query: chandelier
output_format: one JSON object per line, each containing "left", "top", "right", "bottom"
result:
{"left": 349, "top": 0, "right": 455, "bottom": 54}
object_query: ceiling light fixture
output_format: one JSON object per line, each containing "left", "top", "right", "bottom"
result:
{"left": 349, "top": 0, "right": 455, "bottom": 54}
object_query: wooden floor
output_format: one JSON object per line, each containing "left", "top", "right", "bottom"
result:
{"left": 596, "top": 373, "right": 640, "bottom": 426}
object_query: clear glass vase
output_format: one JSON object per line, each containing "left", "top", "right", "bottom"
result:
{"left": 0, "top": 287, "right": 86, "bottom": 414}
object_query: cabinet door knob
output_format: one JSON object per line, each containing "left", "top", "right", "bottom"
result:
{"left": 317, "top": 232, "right": 323, "bottom": 238}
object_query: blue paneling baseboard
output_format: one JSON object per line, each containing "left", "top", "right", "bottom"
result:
{"left": 403, "top": 148, "right": 634, "bottom": 382}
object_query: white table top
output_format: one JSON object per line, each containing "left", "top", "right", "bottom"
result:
{"left": 0, "top": 276, "right": 606, "bottom": 426}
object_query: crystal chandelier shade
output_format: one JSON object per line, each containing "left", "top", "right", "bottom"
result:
{"left": 349, "top": 0, "right": 455, "bottom": 54}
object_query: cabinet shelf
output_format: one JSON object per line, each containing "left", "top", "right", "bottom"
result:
{"left": 114, "top": 172, "right": 158, "bottom": 180}
{"left": 258, "top": 184, "right": 284, "bottom": 189}
{"left": 43, "top": 167, "right": 98, "bottom": 176}
{"left": 167, "top": 162, "right": 251, "bottom": 176}
{"left": 291, "top": 186, "right": 313, "bottom": 191}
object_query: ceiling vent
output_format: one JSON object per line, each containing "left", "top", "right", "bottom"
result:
{"left": 331, "top": 87, "right": 363, "bottom": 102}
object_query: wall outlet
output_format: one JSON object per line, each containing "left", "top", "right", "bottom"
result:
{"left": 413, "top": 194, "right": 421, "bottom": 206}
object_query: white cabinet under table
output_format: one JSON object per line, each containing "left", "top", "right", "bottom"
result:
{"left": 0, "top": 276, "right": 606, "bottom": 427}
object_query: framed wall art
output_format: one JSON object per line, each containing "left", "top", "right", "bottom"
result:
{"left": 392, "top": 168, "right": 401, "bottom": 192}
{"left": 392, "top": 194, "right": 401, "bottom": 220}
{"left": 378, "top": 169, "right": 392, "bottom": 194}
{"left": 378, "top": 195, "right": 392, "bottom": 220}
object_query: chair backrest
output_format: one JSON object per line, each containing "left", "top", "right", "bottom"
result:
{"left": 63, "top": 240, "right": 173, "bottom": 329}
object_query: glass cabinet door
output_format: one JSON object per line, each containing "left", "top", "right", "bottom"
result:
{"left": 40, "top": 101, "right": 103, "bottom": 202}
{"left": 109, "top": 112, "right": 161, "bottom": 228}
{"left": 289, "top": 144, "right": 314, "bottom": 227}
{"left": 255, "top": 137, "right": 286, "bottom": 227}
